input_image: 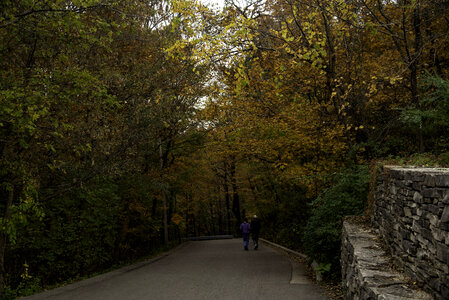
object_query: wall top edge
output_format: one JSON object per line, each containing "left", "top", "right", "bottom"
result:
{"left": 383, "top": 165, "right": 449, "bottom": 173}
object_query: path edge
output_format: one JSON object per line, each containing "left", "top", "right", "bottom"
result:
{"left": 22, "top": 242, "right": 190, "bottom": 299}
{"left": 259, "top": 238, "right": 332, "bottom": 285}
{"left": 260, "top": 238, "right": 308, "bottom": 259}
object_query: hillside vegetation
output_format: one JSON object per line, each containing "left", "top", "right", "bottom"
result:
{"left": 1, "top": 0, "right": 448, "bottom": 297}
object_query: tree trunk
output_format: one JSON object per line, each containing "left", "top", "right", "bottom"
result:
{"left": 320, "top": 3, "right": 336, "bottom": 106}
{"left": 411, "top": 1, "right": 424, "bottom": 152}
{"left": 223, "top": 166, "right": 232, "bottom": 235}
{"left": 0, "top": 186, "right": 14, "bottom": 295}
{"left": 159, "top": 139, "right": 168, "bottom": 245}
{"left": 162, "top": 191, "right": 168, "bottom": 245}
{"left": 230, "top": 160, "right": 241, "bottom": 230}
{"left": 216, "top": 187, "right": 224, "bottom": 235}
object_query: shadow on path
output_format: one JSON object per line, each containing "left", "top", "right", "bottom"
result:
{"left": 24, "top": 239, "right": 327, "bottom": 300}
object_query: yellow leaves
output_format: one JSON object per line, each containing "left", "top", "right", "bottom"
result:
{"left": 171, "top": 0, "right": 196, "bottom": 15}
{"left": 274, "top": 162, "right": 288, "bottom": 170}
{"left": 386, "top": 76, "right": 401, "bottom": 85}
{"left": 284, "top": 46, "right": 294, "bottom": 54}
{"left": 20, "top": 262, "right": 32, "bottom": 280}
{"left": 179, "top": 0, "right": 411, "bottom": 196}
{"left": 346, "top": 124, "right": 364, "bottom": 131}
{"left": 281, "top": 27, "right": 289, "bottom": 40}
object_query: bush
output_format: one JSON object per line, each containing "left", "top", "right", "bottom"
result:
{"left": 303, "top": 165, "right": 369, "bottom": 280}
{"left": 256, "top": 182, "right": 309, "bottom": 250}
{"left": 5, "top": 177, "right": 121, "bottom": 291}
{"left": 2, "top": 277, "right": 42, "bottom": 300}
{"left": 4, "top": 174, "right": 172, "bottom": 296}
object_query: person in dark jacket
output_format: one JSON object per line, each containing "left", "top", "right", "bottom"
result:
{"left": 251, "top": 215, "right": 261, "bottom": 250}
{"left": 240, "top": 218, "right": 251, "bottom": 251}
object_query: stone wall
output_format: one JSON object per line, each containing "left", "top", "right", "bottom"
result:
{"left": 341, "top": 220, "right": 433, "bottom": 299}
{"left": 373, "top": 166, "right": 449, "bottom": 299}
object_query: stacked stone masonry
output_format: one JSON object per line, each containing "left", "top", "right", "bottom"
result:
{"left": 373, "top": 166, "right": 449, "bottom": 299}
{"left": 341, "top": 220, "right": 433, "bottom": 299}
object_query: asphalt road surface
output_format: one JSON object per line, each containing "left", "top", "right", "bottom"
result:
{"left": 24, "top": 239, "right": 328, "bottom": 300}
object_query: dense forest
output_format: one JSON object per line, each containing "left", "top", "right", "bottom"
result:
{"left": 1, "top": 0, "right": 449, "bottom": 298}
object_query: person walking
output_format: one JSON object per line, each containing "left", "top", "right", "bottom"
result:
{"left": 240, "top": 218, "right": 251, "bottom": 251}
{"left": 251, "top": 215, "right": 261, "bottom": 250}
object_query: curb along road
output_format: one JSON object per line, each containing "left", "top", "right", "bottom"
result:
{"left": 259, "top": 239, "right": 315, "bottom": 285}
{"left": 260, "top": 238, "right": 308, "bottom": 259}
{"left": 23, "top": 243, "right": 189, "bottom": 300}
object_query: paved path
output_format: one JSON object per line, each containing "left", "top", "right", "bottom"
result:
{"left": 24, "top": 239, "right": 328, "bottom": 300}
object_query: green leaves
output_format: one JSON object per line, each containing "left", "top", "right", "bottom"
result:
{"left": 303, "top": 166, "right": 369, "bottom": 279}
{"left": 398, "top": 74, "right": 449, "bottom": 152}
{"left": 420, "top": 73, "right": 449, "bottom": 121}
{"left": 1, "top": 0, "right": 210, "bottom": 294}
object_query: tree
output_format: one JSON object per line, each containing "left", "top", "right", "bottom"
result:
{"left": 0, "top": 0, "right": 209, "bottom": 295}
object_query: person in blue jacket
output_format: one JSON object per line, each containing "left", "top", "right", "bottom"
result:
{"left": 240, "top": 218, "right": 251, "bottom": 251}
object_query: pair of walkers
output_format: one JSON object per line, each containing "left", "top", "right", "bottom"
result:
{"left": 240, "top": 215, "right": 261, "bottom": 251}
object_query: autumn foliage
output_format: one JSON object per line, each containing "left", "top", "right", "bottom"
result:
{"left": 1, "top": 0, "right": 449, "bottom": 296}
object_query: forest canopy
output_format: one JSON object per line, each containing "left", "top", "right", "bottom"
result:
{"left": 1, "top": 0, "right": 448, "bottom": 297}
